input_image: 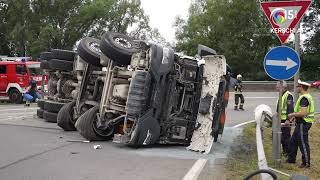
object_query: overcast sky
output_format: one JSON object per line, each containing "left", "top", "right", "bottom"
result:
{"left": 140, "top": 0, "right": 192, "bottom": 43}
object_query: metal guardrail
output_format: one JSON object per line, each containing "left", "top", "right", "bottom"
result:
{"left": 253, "top": 105, "right": 311, "bottom": 180}
{"left": 242, "top": 81, "right": 294, "bottom": 84}
{"left": 255, "top": 105, "right": 274, "bottom": 180}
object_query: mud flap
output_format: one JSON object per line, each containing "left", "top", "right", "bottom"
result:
{"left": 187, "top": 55, "right": 227, "bottom": 154}
{"left": 128, "top": 109, "right": 161, "bottom": 146}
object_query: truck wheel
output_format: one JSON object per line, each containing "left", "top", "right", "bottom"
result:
{"left": 51, "top": 49, "right": 76, "bottom": 61}
{"left": 9, "top": 89, "right": 22, "bottom": 104}
{"left": 40, "top": 52, "right": 53, "bottom": 61}
{"left": 126, "top": 71, "right": 151, "bottom": 117}
{"left": 78, "top": 37, "right": 102, "bottom": 67}
{"left": 57, "top": 101, "right": 76, "bottom": 131}
{"left": 75, "top": 106, "right": 113, "bottom": 141}
{"left": 37, "top": 109, "right": 44, "bottom": 119}
{"left": 100, "top": 32, "right": 140, "bottom": 65}
{"left": 49, "top": 59, "right": 73, "bottom": 71}
{"left": 43, "top": 111, "right": 58, "bottom": 123}
{"left": 40, "top": 61, "right": 51, "bottom": 70}
{"left": 37, "top": 99, "right": 45, "bottom": 109}
{"left": 44, "top": 100, "right": 65, "bottom": 113}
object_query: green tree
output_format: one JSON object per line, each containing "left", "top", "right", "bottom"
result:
{"left": 0, "top": 2, "right": 11, "bottom": 55}
{"left": 0, "top": 0, "right": 153, "bottom": 58}
{"left": 174, "top": 0, "right": 280, "bottom": 80}
{"left": 30, "top": 0, "right": 150, "bottom": 56}
{"left": 301, "top": 0, "right": 320, "bottom": 80}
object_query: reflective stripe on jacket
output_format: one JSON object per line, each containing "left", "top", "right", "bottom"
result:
{"left": 276, "top": 91, "right": 292, "bottom": 120}
{"left": 294, "top": 93, "right": 315, "bottom": 123}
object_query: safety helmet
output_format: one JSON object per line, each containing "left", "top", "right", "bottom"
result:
{"left": 237, "top": 74, "right": 242, "bottom": 79}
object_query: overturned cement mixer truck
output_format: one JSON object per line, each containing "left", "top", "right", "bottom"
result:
{"left": 59, "top": 32, "right": 231, "bottom": 153}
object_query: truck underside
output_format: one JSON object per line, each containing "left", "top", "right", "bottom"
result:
{"left": 72, "top": 33, "right": 230, "bottom": 153}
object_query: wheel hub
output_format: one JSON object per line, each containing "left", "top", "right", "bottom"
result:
{"left": 88, "top": 42, "right": 102, "bottom": 54}
{"left": 114, "top": 37, "right": 132, "bottom": 49}
{"left": 93, "top": 118, "right": 114, "bottom": 137}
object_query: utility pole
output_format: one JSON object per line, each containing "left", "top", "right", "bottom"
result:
{"left": 293, "top": 22, "right": 300, "bottom": 101}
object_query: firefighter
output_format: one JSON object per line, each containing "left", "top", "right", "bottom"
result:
{"left": 23, "top": 78, "right": 41, "bottom": 106}
{"left": 287, "top": 80, "right": 315, "bottom": 168}
{"left": 234, "top": 74, "right": 244, "bottom": 110}
{"left": 275, "top": 81, "right": 294, "bottom": 157}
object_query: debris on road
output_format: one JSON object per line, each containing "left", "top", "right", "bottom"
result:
{"left": 66, "top": 140, "right": 90, "bottom": 143}
{"left": 93, "top": 145, "right": 102, "bottom": 150}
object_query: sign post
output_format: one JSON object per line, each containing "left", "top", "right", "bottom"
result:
{"left": 294, "top": 22, "right": 301, "bottom": 101}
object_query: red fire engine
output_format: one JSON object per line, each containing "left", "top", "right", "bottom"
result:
{"left": 0, "top": 57, "right": 47, "bottom": 103}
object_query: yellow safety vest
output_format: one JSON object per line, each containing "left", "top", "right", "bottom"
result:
{"left": 294, "top": 93, "right": 315, "bottom": 123}
{"left": 234, "top": 83, "right": 242, "bottom": 95}
{"left": 276, "top": 91, "right": 292, "bottom": 120}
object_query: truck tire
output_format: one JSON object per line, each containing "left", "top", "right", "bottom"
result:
{"left": 40, "top": 52, "right": 53, "bottom": 61}
{"left": 8, "top": 89, "right": 23, "bottom": 104}
{"left": 100, "top": 32, "right": 140, "bottom": 65}
{"left": 44, "top": 100, "right": 65, "bottom": 113}
{"left": 49, "top": 59, "right": 73, "bottom": 71}
{"left": 126, "top": 71, "right": 151, "bottom": 117}
{"left": 40, "top": 61, "right": 51, "bottom": 70}
{"left": 43, "top": 111, "right": 58, "bottom": 123}
{"left": 37, "top": 109, "right": 44, "bottom": 119}
{"left": 75, "top": 106, "right": 113, "bottom": 141}
{"left": 51, "top": 49, "right": 76, "bottom": 61}
{"left": 78, "top": 37, "right": 102, "bottom": 67}
{"left": 37, "top": 99, "right": 45, "bottom": 109}
{"left": 57, "top": 101, "right": 76, "bottom": 131}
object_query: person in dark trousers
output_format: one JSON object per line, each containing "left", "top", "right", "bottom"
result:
{"left": 234, "top": 74, "right": 244, "bottom": 110}
{"left": 23, "top": 78, "right": 41, "bottom": 106}
{"left": 275, "top": 81, "right": 294, "bottom": 157}
{"left": 287, "top": 80, "right": 315, "bottom": 168}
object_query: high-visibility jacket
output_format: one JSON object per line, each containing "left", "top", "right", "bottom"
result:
{"left": 234, "top": 81, "right": 243, "bottom": 95}
{"left": 294, "top": 93, "right": 315, "bottom": 123}
{"left": 276, "top": 91, "right": 293, "bottom": 120}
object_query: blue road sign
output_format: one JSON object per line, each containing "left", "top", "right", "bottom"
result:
{"left": 263, "top": 46, "right": 300, "bottom": 80}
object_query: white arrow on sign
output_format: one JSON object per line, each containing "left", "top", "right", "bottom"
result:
{"left": 266, "top": 57, "right": 298, "bottom": 70}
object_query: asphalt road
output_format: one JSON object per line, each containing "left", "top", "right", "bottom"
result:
{"left": 0, "top": 91, "right": 318, "bottom": 180}
{"left": 226, "top": 91, "right": 320, "bottom": 127}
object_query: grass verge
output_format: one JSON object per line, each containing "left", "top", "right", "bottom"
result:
{"left": 224, "top": 118, "right": 320, "bottom": 180}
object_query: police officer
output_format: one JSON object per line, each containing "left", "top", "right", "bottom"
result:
{"left": 234, "top": 74, "right": 244, "bottom": 110}
{"left": 287, "top": 80, "right": 315, "bottom": 168}
{"left": 275, "top": 81, "right": 294, "bottom": 157}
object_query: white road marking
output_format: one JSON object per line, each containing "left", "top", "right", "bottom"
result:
{"left": 233, "top": 120, "right": 255, "bottom": 128}
{"left": 182, "top": 159, "right": 207, "bottom": 180}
